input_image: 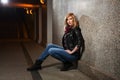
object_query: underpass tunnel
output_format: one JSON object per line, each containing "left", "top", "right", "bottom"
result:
{"left": 0, "top": 0, "right": 119, "bottom": 80}
{"left": 0, "top": 1, "right": 48, "bottom": 80}
{"left": 0, "top": 1, "right": 47, "bottom": 46}
{"left": 15, "top": 8, "right": 37, "bottom": 40}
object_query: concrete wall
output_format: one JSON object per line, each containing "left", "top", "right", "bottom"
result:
{"left": 52, "top": 0, "right": 120, "bottom": 80}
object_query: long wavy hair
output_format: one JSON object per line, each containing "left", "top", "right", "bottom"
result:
{"left": 64, "top": 13, "right": 79, "bottom": 28}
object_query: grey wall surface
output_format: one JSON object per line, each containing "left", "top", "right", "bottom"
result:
{"left": 52, "top": 0, "right": 120, "bottom": 80}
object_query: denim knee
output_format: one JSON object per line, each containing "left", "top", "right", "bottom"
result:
{"left": 48, "top": 48, "right": 55, "bottom": 55}
{"left": 47, "top": 43, "right": 54, "bottom": 48}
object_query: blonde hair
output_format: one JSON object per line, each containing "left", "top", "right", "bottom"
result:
{"left": 64, "top": 13, "right": 79, "bottom": 28}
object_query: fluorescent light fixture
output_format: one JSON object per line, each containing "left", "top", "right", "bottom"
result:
{"left": 1, "top": 0, "right": 9, "bottom": 4}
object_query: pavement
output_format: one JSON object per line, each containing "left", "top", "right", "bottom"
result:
{"left": 0, "top": 39, "right": 92, "bottom": 80}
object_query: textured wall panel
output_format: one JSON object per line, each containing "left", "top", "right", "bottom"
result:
{"left": 52, "top": 0, "right": 120, "bottom": 79}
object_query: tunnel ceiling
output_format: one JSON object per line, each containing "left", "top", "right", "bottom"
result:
{"left": 9, "top": 0, "right": 40, "bottom": 4}
{"left": 0, "top": 0, "right": 40, "bottom": 8}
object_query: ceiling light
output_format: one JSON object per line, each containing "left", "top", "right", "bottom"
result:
{"left": 1, "top": 0, "right": 9, "bottom": 4}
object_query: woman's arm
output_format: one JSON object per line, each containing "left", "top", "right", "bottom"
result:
{"left": 74, "top": 27, "right": 84, "bottom": 48}
{"left": 65, "top": 46, "right": 79, "bottom": 54}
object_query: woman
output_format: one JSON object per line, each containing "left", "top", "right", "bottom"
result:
{"left": 27, "top": 13, "right": 84, "bottom": 71}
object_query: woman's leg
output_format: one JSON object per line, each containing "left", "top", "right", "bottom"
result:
{"left": 48, "top": 48, "right": 78, "bottom": 71}
{"left": 27, "top": 43, "right": 63, "bottom": 71}
{"left": 38, "top": 43, "right": 63, "bottom": 61}
{"left": 48, "top": 48, "right": 77, "bottom": 63}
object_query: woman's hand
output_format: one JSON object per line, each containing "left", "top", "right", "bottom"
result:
{"left": 65, "top": 50, "right": 73, "bottom": 54}
{"left": 65, "top": 46, "right": 79, "bottom": 54}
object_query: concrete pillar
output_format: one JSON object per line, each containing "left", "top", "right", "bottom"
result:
{"left": 47, "top": 0, "right": 53, "bottom": 44}
{"left": 33, "top": 10, "right": 37, "bottom": 41}
{"left": 38, "top": 7, "right": 42, "bottom": 44}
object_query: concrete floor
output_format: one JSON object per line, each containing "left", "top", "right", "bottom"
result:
{"left": 0, "top": 39, "right": 92, "bottom": 80}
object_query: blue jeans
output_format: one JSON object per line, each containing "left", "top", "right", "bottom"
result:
{"left": 38, "top": 43, "right": 77, "bottom": 63}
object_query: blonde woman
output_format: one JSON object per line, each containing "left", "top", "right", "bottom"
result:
{"left": 27, "top": 13, "right": 84, "bottom": 71}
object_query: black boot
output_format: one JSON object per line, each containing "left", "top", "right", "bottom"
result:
{"left": 60, "top": 62, "right": 73, "bottom": 71}
{"left": 27, "top": 60, "right": 42, "bottom": 71}
{"left": 60, "top": 61, "right": 78, "bottom": 71}
{"left": 70, "top": 60, "right": 78, "bottom": 69}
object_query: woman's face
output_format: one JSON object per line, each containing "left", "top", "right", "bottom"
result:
{"left": 67, "top": 16, "right": 74, "bottom": 26}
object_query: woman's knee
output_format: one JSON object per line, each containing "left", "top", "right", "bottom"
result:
{"left": 48, "top": 48, "right": 56, "bottom": 55}
{"left": 47, "top": 43, "right": 54, "bottom": 48}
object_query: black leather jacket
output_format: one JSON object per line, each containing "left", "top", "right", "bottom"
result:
{"left": 62, "top": 26, "right": 84, "bottom": 59}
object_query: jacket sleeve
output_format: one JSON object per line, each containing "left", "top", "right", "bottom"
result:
{"left": 74, "top": 27, "right": 84, "bottom": 48}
